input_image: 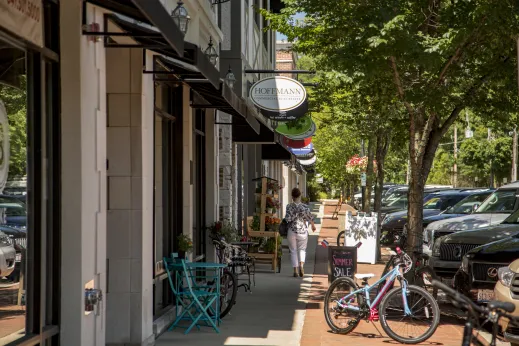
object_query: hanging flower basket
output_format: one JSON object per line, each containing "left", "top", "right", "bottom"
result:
{"left": 345, "top": 154, "right": 377, "bottom": 174}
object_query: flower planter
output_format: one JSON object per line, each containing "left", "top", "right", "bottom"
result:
{"left": 267, "top": 208, "right": 273, "bottom": 214}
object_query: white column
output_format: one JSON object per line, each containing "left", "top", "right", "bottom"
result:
{"left": 105, "top": 47, "right": 154, "bottom": 344}
{"left": 60, "top": 2, "right": 107, "bottom": 345}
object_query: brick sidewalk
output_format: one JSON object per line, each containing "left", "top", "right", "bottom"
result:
{"left": 301, "top": 203, "right": 465, "bottom": 346}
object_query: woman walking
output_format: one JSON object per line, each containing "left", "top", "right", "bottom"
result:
{"left": 285, "top": 187, "right": 316, "bottom": 277}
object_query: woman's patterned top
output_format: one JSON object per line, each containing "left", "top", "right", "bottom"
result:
{"left": 285, "top": 202, "right": 314, "bottom": 234}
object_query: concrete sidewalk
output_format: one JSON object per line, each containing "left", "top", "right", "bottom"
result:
{"left": 155, "top": 203, "right": 325, "bottom": 346}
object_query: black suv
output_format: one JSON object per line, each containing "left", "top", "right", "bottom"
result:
{"left": 455, "top": 233, "right": 519, "bottom": 302}
{"left": 430, "top": 207, "right": 519, "bottom": 279}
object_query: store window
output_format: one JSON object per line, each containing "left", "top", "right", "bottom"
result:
{"left": 153, "top": 81, "right": 183, "bottom": 318}
{"left": 193, "top": 108, "right": 206, "bottom": 258}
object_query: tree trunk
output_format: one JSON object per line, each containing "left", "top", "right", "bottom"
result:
{"left": 363, "top": 137, "right": 376, "bottom": 212}
{"left": 374, "top": 130, "right": 391, "bottom": 261}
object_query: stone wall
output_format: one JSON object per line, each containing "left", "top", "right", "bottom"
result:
{"left": 218, "top": 111, "right": 233, "bottom": 222}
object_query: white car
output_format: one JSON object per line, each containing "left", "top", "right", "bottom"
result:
{"left": 0, "top": 231, "right": 16, "bottom": 278}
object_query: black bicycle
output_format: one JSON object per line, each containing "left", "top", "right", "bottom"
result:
{"left": 433, "top": 280, "right": 519, "bottom": 346}
{"left": 209, "top": 237, "right": 239, "bottom": 318}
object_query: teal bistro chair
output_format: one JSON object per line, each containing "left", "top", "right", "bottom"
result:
{"left": 179, "top": 259, "right": 221, "bottom": 334}
{"left": 163, "top": 257, "right": 202, "bottom": 333}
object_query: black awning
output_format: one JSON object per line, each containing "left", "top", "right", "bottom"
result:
{"left": 262, "top": 144, "right": 292, "bottom": 161}
{"left": 86, "top": 0, "right": 184, "bottom": 55}
{"left": 104, "top": 14, "right": 220, "bottom": 89}
{"left": 157, "top": 56, "right": 260, "bottom": 134}
{"left": 233, "top": 119, "right": 274, "bottom": 143}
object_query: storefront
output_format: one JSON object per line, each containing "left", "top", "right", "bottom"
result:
{"left": 0, "top": 0, "right": 61, "bottom": 345}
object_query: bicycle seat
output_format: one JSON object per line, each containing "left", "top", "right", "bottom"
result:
{"left": 355, "top": 273, "right": 375, "bottom": 280}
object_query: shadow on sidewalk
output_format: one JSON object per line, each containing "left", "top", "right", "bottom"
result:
{"left": 155, "top": 205, "right": 324, "bottom": 346}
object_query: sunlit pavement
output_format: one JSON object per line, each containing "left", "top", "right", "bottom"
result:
{"left": 155, "top": 203, "right": 324, "bottom": 346}
{"left": 154, "top": 202, "right": 494, "bottom": 346}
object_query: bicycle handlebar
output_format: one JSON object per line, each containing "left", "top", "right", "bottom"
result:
{"left": 488, "top": 301, "right": 516, "bottom": 314}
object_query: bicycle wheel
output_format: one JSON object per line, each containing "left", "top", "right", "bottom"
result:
{"left": 336, "top": 231, "right": 346, "bottom": 246}
{"left": 416, "top": 266, "right": 439, "bottom": 299}
{"left": 209, "top": 270, "right": 238, "bottom": 318}
{"left": 379, "top": 285, "right": 440, "bottom": 344}
{"left": 324, "top": 277, "right": 364, "bottom": 334}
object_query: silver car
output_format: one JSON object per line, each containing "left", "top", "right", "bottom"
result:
{"left": 0, "top": 230, "right": 15, "bottom": 278}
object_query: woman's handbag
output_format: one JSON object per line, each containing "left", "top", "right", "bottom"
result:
{"left": 279, "top": 219, "right": 289, "bottom": 237}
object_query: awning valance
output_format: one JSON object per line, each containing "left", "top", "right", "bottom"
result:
{"left": 156, "top": 56, "right": 260, "bottom": 134}
{"left": 262, "top": 144, "right": 292, "bottom": 161}
{"left": 85, "top": 0, "right": 184, "bottom": 55}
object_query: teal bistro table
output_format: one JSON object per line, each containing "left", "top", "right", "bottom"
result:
{"left": 164, "top": 259, "right": 227, "bottom": 334}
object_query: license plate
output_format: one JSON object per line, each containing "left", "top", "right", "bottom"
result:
{"left": 477, "top": 289, "right": 495, "bottom": 302}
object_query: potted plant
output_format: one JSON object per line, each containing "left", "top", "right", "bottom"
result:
{"left": 267, "top": 180, "right": 280, "bottom": 194}
{"left": 265, "top": 216, "right": 281, "bottom": 232}
{"left": 177, "top": 234, "right": 193, "bottom": 259}
{"left": 266, "top": 197, "right": 280, "bottom": 214}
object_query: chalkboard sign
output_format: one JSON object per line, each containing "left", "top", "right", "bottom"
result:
{"left": 328, "top": 246, "right": 357, "bottom": 283}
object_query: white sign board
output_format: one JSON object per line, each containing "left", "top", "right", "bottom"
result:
{"left": 316, "top": 177, "right": 323, "bottom": 183}
{"left": 360, "top": 173, "right": 367, "bottom": 187}
{"left": 250, "top": 76, "right": 307, "bottom": 112}
{"left": 341, "top": 213, "right": 377, "bottom": 264}
{"left": 0, "top": 0, "right": 43, "bottom": 47}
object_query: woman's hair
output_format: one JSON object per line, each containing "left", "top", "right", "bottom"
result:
{"left": 291, "top": 187, "right": 301, "bottom": 199}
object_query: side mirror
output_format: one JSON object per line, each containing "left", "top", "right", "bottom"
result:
{"left": 472, "top": 204, "right": 480, "bottom": 212}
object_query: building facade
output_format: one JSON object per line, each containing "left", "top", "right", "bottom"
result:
{"left": 0, "top": 1, "right": 308, "bottom": 345}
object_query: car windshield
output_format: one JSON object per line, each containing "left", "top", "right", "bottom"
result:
{"left": 475, "top": 190, "right": 517, "bottom": 214}
{"left": 501, "top": 207, "right": 519, "bottom": 224}
{"left": 387, "top": 196, "right": 408, "bottom": 208}
{"left": 447, "top": 193, "right": 491, "bottom": 214}
{"left": 423, "top": 197, "right": 442, "bottom": 210}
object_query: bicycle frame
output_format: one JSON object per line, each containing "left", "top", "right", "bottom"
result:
{"left": 336, "top": 264, "right": 412, "bottom": 320}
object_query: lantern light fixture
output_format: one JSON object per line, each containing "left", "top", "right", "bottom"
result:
{"left": 225, "top": 65, "right": 236, "bottom": 89}
{"left": 204, "top": 37, "right": 219, "bottom": 66}
{"left": 171, "top": 1, "right": 190, "bottom": 35}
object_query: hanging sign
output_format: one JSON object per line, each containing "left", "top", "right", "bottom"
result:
{"left": 275, "top": 115, "right": 313, "bottom": 137}
{"left": 298, "top": 156, "right": 317, "bottom": 166}
{"left": 284, "top": 137, "right": 312, "bottom": 149}
{"left": 261, "top": 98, "right": 309, "bottom": 121}
{"left": 360, "top": 173, "right": 367, "bottom": 187}
{"left": 283, "top": 121, "right": 316, "bottom": 140}
{"left": 0, "top": 0, "right": 43, "bottom": 47}
{"left": 295, "top": 150, "right": 316, "bottom": 160}
{"left": 250, "top": 76, "right": 307, "bottom": 112}
{"left": 288, "top": 142, "right": 313, "bottom": 154}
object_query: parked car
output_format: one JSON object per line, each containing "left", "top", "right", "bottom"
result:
{"left": 0, "top": 230, "right": 16, "bottom": 278}
{"left": 423, "top": 190, "right": 494, "bottom": 252}
{"left": 380, "top": 187, "right": 459, "bottom": 215}
{"left": 429, "top": 206, "right": 519, "bottom": 279}
{"left": 1, "top": 225, "right": 26, "bottom": 281}
{"left": 422, "top": 190, "right": 494, "bottom": 229}
{"left": 494, "top": 257, "right": 519, "bottom": 346}
{"left": 381, "top": 190, "right": 480, "bottom": 245}
{"left": 455, "top": 233, "right": 519, "bottom": 302}
{"left": 423, "top": 182, "right": 519, "bottom": 255}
